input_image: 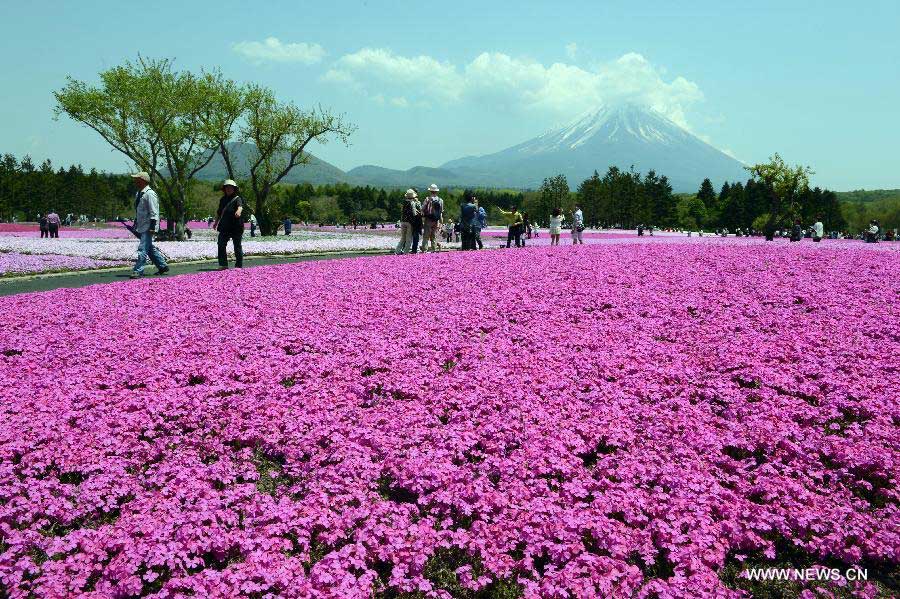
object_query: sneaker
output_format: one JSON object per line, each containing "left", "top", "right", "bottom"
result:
{"left": 155, "top": 266, "right": 170, "bottom": 275}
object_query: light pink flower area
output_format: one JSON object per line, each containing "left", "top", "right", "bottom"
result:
{"left": 0, "top": 252, "right": 127, "bottom": 275}
{"left": 2, "top": 228, "right": 133, "bottom": 239}
{"left": 0, "top": 242, "right": 897, "bottom": 598}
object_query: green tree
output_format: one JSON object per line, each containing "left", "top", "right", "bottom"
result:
{"left": 54, "top": 58, "right": 242, "bottom": 239}
{"left": 745, "top": 153, "right": 813, "bottom": 240}
{"left": 644, "top": 170, "right": 676, "bottom": 227}
{"left": 218, "top": 85, "right": 355, "bottom": 235}
{"left": 538, "top": 174, "right": 570, "bottom": 225}
{"left": 677, "top": 195, "right": 707, "bottom": 231}
{"left": 696, "top": 178, "right": 717, "bottom": 225}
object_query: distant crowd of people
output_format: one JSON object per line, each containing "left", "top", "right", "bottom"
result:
{"left": 393, "top": 184, "right": 586, "bottom": 254}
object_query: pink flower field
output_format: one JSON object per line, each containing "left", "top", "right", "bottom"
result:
{"left": 0, "top": 240, "right": 897, "bottom": 598}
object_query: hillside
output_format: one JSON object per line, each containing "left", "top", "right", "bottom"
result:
{"left": 194, "top": 142, "right": 349, "bottom": 185}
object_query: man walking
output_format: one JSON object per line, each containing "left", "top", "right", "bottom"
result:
{"left": 249, "top": 213, "right": 258, "bottom": 237}
{"left": 420, "top": 183, "right": 444, "bottom": 252}
{"left": 213, "top": 179, "right": 244, "bottom": 269}
{"left": 129, "top": 172, "right": 169, "bottom": 278}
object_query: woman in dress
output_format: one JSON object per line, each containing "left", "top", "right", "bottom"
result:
{"left": 549, "top": 207, "right": 564, "bottom": 246}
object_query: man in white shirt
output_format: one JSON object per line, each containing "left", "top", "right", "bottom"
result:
{"left": 812, "top": 217, "right": 824, "bottom": 242}
{"left": 571, "top": 205, "right": 585, "bottom": 245}
{"left": 130, "top": 172, "right": 169, "bottom": 278}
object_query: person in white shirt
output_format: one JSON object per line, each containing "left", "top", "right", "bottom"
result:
{"left": 866, "top": 220, "right": 879, "bottom": 243}
{"left": 549, "top": 207, "right": 564, "bottom": 246}
{"left": 129, "top": 171, "right": 169, "bottom": 278}
{"left": 571, "top": 205, "right": 584, "bottom": 245}
{"left": 812, "top": 217, "right": 824, "bottom": 242}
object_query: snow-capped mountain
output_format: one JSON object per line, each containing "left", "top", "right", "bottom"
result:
{"left": 440, "top": 103, "right": 747, "bottom": 191}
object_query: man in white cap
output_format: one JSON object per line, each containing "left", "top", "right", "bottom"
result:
{"left": 395, "top": 189, "right": 417, "bottom": 254}
{"left": 420, "top": 183, "right": 444, "bottom": 252}
{"left": 130, "top": 171, "right": 169, "bottom": 278}
{"left": 213, "top": 179, "right": 244, "bottom": 269}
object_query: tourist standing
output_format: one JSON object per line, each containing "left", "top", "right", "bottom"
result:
{"left": 549, "top": 207, "right": 564, "bottom": 246}
{"left": 129, "top": 171, "right": 169, "bottom": 278}
{"left": 812, "top": 217, "right": 824, "bottom": 242}
{"left": 46, "top": 210, "right": 61, "bottom": 238}
{"left": 473, "top": 199, "right": 486, "bottom": 249}
{"left": 283, "top": 217, "right": 292, "bottom": 235}
{"left": 396, "top": 189, "right": 417, "bottom": 254}
{"left": 409, "top": 190, "right": 423, "bottom": 254}
{"left": 213, "top": 179, "right": 244, "bottom": 269}
{"left": 571, "top": 205, "right": 584, "bottom": 245}
{"left": 249, "top": 213, "right": 258, "bottom": 237}
{"left": 420, "top": 183, "right": 444, "bottom": 252}
{"left": 459, "top": 190, "right": 477, "bottom": 250}
{"left": 866, "top": 220, "right": 879, "bottom": 243}
{"left": 790, "top": 219, "right": 802, "bottom": 242}
{"left": 38, "top": 214, "right": 48, "bottom": 238}
{"left": 498, "top": 206, "right": 524, "bottom": 248}
{"left": 444, "top": 219, "right": 454, "bottom": 244}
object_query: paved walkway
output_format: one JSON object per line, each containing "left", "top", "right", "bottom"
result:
{"left": 0, "top": 251, "right": 392, "bottom": 297}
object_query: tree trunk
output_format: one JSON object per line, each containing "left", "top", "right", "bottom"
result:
{"left": 173, "top": 196, "right": 187, "bottom": 241}
{"left": 256, "top": 194, "right": 277, "bottom": 236}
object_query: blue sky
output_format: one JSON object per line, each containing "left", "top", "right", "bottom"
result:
{"left": 2, "top": 0, "right": 898, "bottom": 190}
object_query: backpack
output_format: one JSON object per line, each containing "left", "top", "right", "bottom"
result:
{"left": 423, "top": 196, "right": 442, "bottom": 220}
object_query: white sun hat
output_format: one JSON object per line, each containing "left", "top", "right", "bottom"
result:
{"left": 405, "top": 189, "right": 418, "bottom": 199}
{"left": 222, "top": 179, "right": 238, "bottom": 188}
{"left": 428, "top": 184, "right": 439, "bottom": 192}
{"left": 130, "top": 171, "right": 151, "bottom": 181}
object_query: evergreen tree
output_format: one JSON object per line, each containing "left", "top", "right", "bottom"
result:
{"left": 696, "top": 178, "right": 717, "bottom": 219}
{"left": 538, "top": 174, "right": 570, "bottom": 225}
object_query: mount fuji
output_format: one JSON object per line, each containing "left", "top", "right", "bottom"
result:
{"left": 438, "top": 104, "right": 748, "bottom": 192}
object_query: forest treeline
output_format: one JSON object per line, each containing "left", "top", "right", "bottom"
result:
{"left": 1, "top": 152, "right": 894, "bottom": 232}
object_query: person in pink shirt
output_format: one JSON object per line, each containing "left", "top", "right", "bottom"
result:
{"left": 46, "top": 211, "right": 61, "bottom": 238}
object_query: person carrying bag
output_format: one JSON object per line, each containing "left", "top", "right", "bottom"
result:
{"left": 213, "top": 179, "right": 245, "bottom": 269}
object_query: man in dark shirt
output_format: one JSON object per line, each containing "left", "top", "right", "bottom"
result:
{"left": 213, "top": 179, "right": 244, "bottom": 269}
{"left": 459, "top": 191, "right": 478, "bottom": 250}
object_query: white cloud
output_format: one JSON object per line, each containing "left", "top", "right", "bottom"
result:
{"left": 324, "top": 48, "right": 463, "bottom": 103}
{"left": 232, "top": 37, "right": 326, "bottom": 65}
{"left": 565, "top": 42, "right": 578, "bottom": 61}
{"left": 323, "top": 48, "right": 704, "bottom": 127}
